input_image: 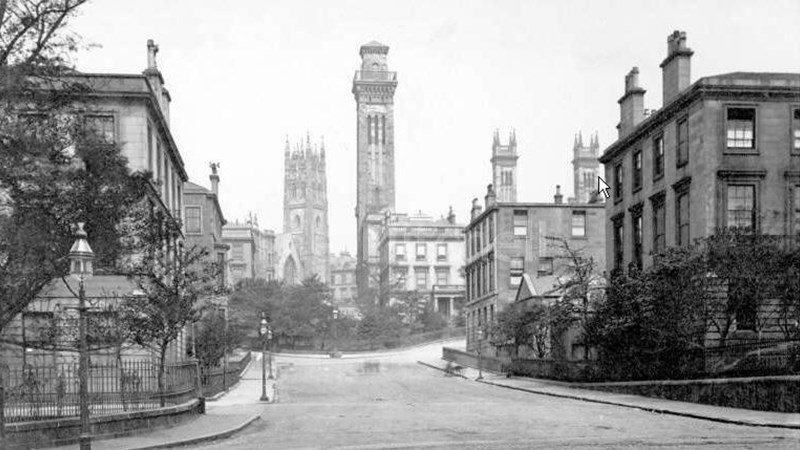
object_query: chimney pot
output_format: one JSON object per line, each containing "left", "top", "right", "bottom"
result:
{"left": 209, "top": 162, "right": 220, "bottom": 196}
{"left": 617, "top": 66, "right": 647, "bottom": 138}
{"left": 660, "top": 30, "right": 693, "bottom": 106}
{"left": 554, "top": 185, "right": 563, "bottom": 204}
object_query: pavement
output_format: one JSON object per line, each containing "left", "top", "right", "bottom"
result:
{"left": 45, "top": 352, "right": 275, "bottom": 450}
{"left": 417, "top": 355, "right": 800, "bottom": 429}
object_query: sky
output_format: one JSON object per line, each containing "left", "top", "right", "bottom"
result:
{"left": 70, "top": 0, "right": 800, "bottom": 254}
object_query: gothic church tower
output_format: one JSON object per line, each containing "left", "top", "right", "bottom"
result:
{"left": 491, "top": 129, "right": 518, "bottom": 203}
{"left": 352, "top": 41, "right": 397, "bottom": 298}
{"left": 571, "top": 131, "right": 601, "bottom": 203}
{"left": 283, "top": 134, "right": 330, "bottom": 283}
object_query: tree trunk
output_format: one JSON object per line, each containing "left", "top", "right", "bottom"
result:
{"left": 158, "top": 345, "right": 167, "bottom": 407}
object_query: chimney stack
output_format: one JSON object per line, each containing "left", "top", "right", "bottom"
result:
{"left": 447, "top": 206, "right": 456, "bottom": 224}
{"left": 617, "top": 66, "right": 646, "bottom": 138}
{"left": 209, "top": 162, "right": 220, "bottom": 196}
{"left": 660, "top": 30, "right": 693, "bottom": 106}
{"left": 470, "top": 198, "right": 483, "bottom": 220}
{"left": 485, "top": 184, "right": 496, "bottom": 209}
{"left": 554, "top": 185, "right": 563, "bottom": 204}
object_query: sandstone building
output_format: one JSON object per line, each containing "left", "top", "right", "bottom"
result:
{"left": 184, "top": 163, "right": 229, "bottom": 293}
{"left": 378, "top": 210, "right": 466, "bottom": 322}
{"left": 598, "top": 31, "right": 800, "bottom": 274}
{"left": 464, "top": 133, "right": 606, "bottom": 352}
{"left": 329, "top": 251, "right": 359, "bottom": 317}
{"left": 1, "top": 40, "right": 190, "bottom": 365}
{"left": 353, "top": 41, "right": 398, "bottom": 300}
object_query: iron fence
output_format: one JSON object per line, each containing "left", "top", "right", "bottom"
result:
{"left": 704, "top": 339, "right": 800, "bottom": 375}
{"left": 1, "top": 360, "right": 198, "bottom": 423}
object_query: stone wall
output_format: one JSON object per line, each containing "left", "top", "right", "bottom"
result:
{"left": 4, "top": 398, "right": 203, "bottom": 449}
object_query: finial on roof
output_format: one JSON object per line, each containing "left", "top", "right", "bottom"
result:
{"left": 146, "top": 39, "right": 159, "bottom": 70}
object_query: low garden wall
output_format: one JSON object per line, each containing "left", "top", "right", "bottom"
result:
{"left": 4, "top": 398, "right": 203, "bottom": 449}
{"left": 442, "top": 347, "right": 598, "bottom": 381}
{"left": 443, "top": 347, "right": 800, "bottom": 413}
{"left": 577, "top": 376, "right": 800, "bottom": 413}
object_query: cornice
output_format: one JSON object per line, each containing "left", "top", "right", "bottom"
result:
{"left": 601, "top": 81, "right": 800, "bottom": 164}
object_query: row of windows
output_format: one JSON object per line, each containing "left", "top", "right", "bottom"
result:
{"left": 395, "top": 243, "right": 448, "bottom": 261}
{"left": 292, "top": 214, "right": 323, "bottom": 230}
{"left": 615, "top": 188, "right": 691, "bottom": 271}
{"left": 392, "top": 267, "right": 451, "bottom": 289}
{"left": 615, "top": 107, "right": 800, "bottom": 203}
{"left": 466, "top": 255, "right": 495, "bottom": 301}
{"left": 611, "top": 182, "right": 790, "bottom": 271}
{"left": 467, "top": 305, "right": 495, "bottom": 344}
{"left": 367, "top": 115, "right": 387, "bottom": 145}
{"left": 467, "top": 214, "right": 495, "bottom": 257}
{"left": 511, "top": 210, "right": 588, "bottom": 238}
{"left": 147, "top": 121, "right": 182, "bottom": 221}
{"left": 331, "top": 272, "right": 356, "bottom": 285}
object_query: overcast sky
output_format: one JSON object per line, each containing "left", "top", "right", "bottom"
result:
{"left": 71, "top": 0, "right": 800, "bottom": 253}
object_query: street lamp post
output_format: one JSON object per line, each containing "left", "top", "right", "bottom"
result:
{"left": 331, "top": 307, "right": 339, "bottom": 358}
{"left": 259, "top": 313, "right": 269, "bottom": 401}
{"left": 267, "top": 326, "right": 274, "bottom": 380}
{"left": 69, "top": 223, "right": 94, "bottom": 450}
{"left": 476, "top": 329, "right": 484, "bottom": 381}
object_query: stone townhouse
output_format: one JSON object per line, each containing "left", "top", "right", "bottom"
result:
{"left": 1, "top": 40, "right": 190, "bottom": 366}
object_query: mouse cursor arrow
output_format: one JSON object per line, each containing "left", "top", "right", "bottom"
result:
{"left": 598, "top": 176, "right": 611, "bottom": 199}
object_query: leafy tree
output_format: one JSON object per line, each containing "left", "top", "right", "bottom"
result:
{"left": 193, "top": 311, "right": 242, "bottom": 379}
{"left": 546, "top": 236, "right": 604, "bottom": 359}
{"left": 0, "top": 0, "right": 97, "bottom": 438}
{"left": 228, "top": 276, "right": 333, "bottom": 350}
{"left": 704, "top": 229, "right": 786, "bottom": 346}
{"left": 120, "top": 205, "right": 223, "bottom": 406}
{"left": 417, "top": 308, "right": 448, "bottom": 333}
{"left": 228, "top": 277, "right": 283, "bottom": 346}
{"left": 356, "top": 306, "right": 404, "bottom": 350}
{"left": 489, "top": 301, "right": 549, "bottom": 358}
{"left": 0, "top": 1, "right": 145, "bottom": 334}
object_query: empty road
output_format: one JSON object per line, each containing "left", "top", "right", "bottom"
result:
{"left": 196, "top": 343, "right": 800, "bottom": 449}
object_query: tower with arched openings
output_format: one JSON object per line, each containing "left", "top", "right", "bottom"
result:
{"left": 282, "top": 134, "right": 330, "bottom": 283}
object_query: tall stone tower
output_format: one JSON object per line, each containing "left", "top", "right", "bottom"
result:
{"left": 352, "top": 40, "right": 398, "bottom": 299}
{"left": 283, "top": 134, "right": 330, "bottom": 283}
{"left": 491, "top": 129, "right": 518, "bottom": 203}
{"left": 571, "top": 131, "right": 601, "bottom": 203}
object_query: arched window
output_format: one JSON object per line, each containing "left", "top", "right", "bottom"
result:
{"left": 381, "top": 116, "right": 386, "bottom": 145}
{"left": 371, "top": 62, "right": 379, "bottom": 71}
{"left": 293, "top": 215, "right": 301, "bottom": 230}
{"left": 316, "top": 216, "right": 322, "bottom": 229}
{"left": 369, "top": 116, "right": 375, "bottom": 145}
{"left": 284, "top": 257, "right": 297, "bottom": 285}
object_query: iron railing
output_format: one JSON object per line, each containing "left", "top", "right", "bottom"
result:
{"left": 1, "top": 360, "right": 198, "bottom": 423}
